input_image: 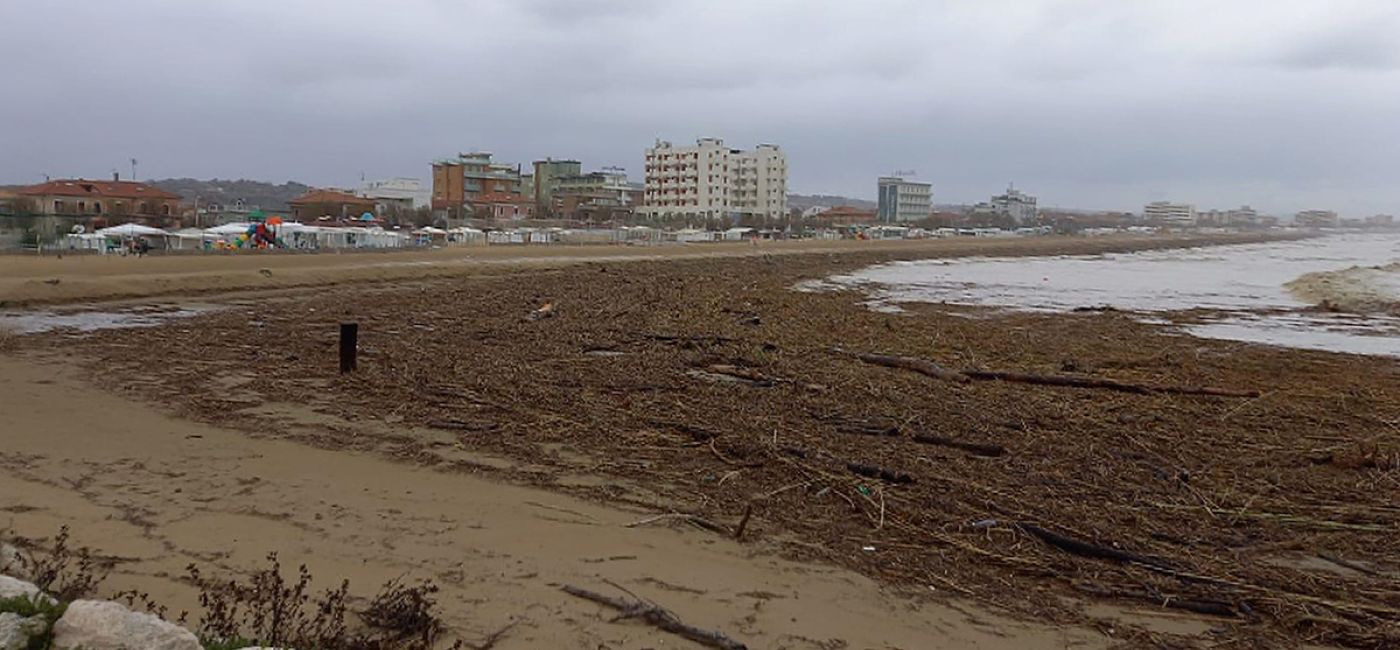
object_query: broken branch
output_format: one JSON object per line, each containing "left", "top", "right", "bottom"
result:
{"left": 561, "top": 584, "right": 748, "bottom": 650}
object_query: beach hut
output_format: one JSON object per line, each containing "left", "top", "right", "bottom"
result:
{"left": 446, "top": 227, "right": 485, "bottom": 246}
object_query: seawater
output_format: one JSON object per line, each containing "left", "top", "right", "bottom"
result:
{"left": 821, "top": 233, "right": 1400, "bottom": 357}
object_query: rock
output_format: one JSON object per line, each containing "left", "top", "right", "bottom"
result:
{"left": 0, "top": 544, "right": 29, "bottom": 581}
{"left": 0, "top": 576, "right": 46, "bottom": 603}
{"left": 51, "top": 600, "right": 201, "bottom": 650}
{"left": 0, "top": 612, "right": 50, "bottom": 650}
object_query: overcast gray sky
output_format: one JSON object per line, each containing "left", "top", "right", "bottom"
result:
{"left": 2, "top": 0, "right": 1397, "bottom": 215}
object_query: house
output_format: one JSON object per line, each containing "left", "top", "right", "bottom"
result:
{"left": 19, "top": 178, "right": 181, "bottom": 223}
{"left": 289, "top": 189, "right": 377, "bottom": 221}
{"left": 467, "top": 192, "right": 535, "bottom": 221}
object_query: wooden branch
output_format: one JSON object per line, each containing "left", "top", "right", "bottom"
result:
{"left": 840, "top": 349, "right": 970, "bottom": 383}
{"left": 964, "top": 369, "right": 1260, "bottom": 398}
{"left": 562, "top": 584, "right": 748, "bottom": 650}
{"left": 734, "top": 504, "right": 753, "bottom": 540}
{"left": 911, "top": 434, "right": 1006, "bottom": 457}
{"left": 847, "top": 462, "right": 915, "bottom": 484}
{"left": 838, "top": 348, "right": 1257, "bottom": 398}
{"left": 1018, "top": 522, "right": 1172, "bottom": 570}
{"left": 1073, "top": 583, "right": 1237, "bottom": 618}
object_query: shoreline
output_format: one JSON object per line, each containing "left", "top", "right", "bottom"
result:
{"left": 5, "top": 230, "right": 1394, "bottom": 648}
{"left": 0, "top": 232, "right": 1298, "bottom": 308}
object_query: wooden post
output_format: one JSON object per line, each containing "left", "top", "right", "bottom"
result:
{"left": 339, "top": 322, "right": 358, "bottom": 373}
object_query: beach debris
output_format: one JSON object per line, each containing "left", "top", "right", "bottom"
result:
{"left": 625, "top": 512, "right": 733, "bottom": 536}
{"left": 910, "top": 433, "right": 1006, "bottom": 457}
{"left": 841, "top": 349, "right": 1260, "bottom": 397}
{"left": 338, "top": 322, "right": 358, "bottom": 373}
{"left": 561, "top": 583, "right": 748, "bottom": 650}
{"left": 733, "top": 504, "right": 754, "bottom": 540}
{"left": 836, "top": 348, "right": 968, "bottom": 383}
{"left": 525, "top": 301, "right": 555, "bottom": 321}
{"left": 847, "top": 463, "right": 914, "bottom": 484}
{"left": 462, "top": 620, "right": 519, "bottom": 650}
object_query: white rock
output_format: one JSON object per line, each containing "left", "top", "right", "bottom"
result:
{"left": 51, "top": 600, "right": 201, "bottom": 650}
{"left": 0, "top": 576, "right": 45, "bottom": 603}
{"left": 0, "top": 544, "right": 28, "bottom": 580}
{"left": 0, "top": 612, "right": 49, "bottom": 650}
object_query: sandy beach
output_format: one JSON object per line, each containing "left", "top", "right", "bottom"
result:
{"left": 4, "top": 231, "right": 1398, "bottom": 648}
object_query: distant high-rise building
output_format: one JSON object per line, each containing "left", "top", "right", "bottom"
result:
{"left": 971, "top": 183, "right": 1038, "bottom": 225}
{"left": 640, "top": 138, "right": 788, "bottom": 221}
{"left": 877, "top": 176, "right": 931, "bottom": 223}
{"left": 1143, "top": 201, "right": 1196, "bottom": 225}
{"left": 532, "top": 158, "right": 582, "bottom": 210}
{"left": 431, "top": 152, "right": 524, "bottom": 216}
{"left": 1295, "top": 210, "right": 1339, "bottom": 227}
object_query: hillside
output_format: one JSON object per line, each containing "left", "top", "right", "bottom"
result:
{"left": 148, "top": 178, "right": 314, "bottom": 212}
{"left": 788, "top": 193, "right": 876, "bottom": 211}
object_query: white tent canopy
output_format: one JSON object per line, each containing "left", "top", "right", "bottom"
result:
{"left": 97, "top": 223, "right": 166, "bottom": 237}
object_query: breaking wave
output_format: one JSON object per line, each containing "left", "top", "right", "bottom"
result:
{"left": 1286, "top": 262, "right": 1400, "bottom": 314}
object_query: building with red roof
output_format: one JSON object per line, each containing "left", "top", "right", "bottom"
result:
{"left": 289, "top": 189, "right": 377, "bottom": 221}
{"left": 18, "top": 178, "right": 181, "bottom": 223}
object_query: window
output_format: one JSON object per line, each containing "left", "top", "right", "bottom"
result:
{"left": 54, "top": 200, "right": 63, "bottom": 213}
{"left": 93, "top": 202, "right": 102, "bottom": 214}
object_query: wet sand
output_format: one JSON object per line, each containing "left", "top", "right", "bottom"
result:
{"left": 0, "top": 352, "right": 1104, "bottom": 649}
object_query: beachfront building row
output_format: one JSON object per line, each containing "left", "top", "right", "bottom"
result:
{"left": 639, "top": 138, "right": 788, "bottom": 222}
{"left": 877, "top": 176, "right": 931, "bottom": 223}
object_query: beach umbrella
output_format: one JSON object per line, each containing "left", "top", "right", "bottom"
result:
{"left": 266, "top": 216, "right": 284, "bottom": 226}
{"left": 96, "top": 223, "right": 167, "bottom": 237}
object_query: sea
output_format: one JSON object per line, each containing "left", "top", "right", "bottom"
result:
{"left": 819, "top": 233, "right": 1400, "bottom": 357}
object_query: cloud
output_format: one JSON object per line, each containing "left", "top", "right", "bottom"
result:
{"left": 0, "top": 0, "right": 1397, "bottom": 215}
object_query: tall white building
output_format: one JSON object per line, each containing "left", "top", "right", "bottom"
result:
{"left": 1143, "top": 201, "right": 1196, "bottom": 225}
{"left": 641, "top": 138, "right": 788, "bottom": 221}
{"left": 970, "top": 183, "right": 1038, "bottom": 225}
{"left": 877, "top": 177, "right": 932, "bottom": 223}
{"left": 359, "top": 178, "right": 431, "bottom": 212}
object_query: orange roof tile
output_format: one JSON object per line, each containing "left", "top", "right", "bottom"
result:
{"left": 289, "top": 189, "right": 375, "bottom": 206}
{"left": 20, "top": 179, "right": 180, "bottom": 201}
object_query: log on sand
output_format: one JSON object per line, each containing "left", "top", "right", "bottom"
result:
{"left": 844, "top": 350, "right": 1258, "bottom": 398}
{"left": 562, "top": 584, "right": 748, "bottom": 650}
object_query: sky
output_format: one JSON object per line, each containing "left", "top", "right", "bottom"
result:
{"left": 1, "top": 0, "right": 1398, "bottom": 215}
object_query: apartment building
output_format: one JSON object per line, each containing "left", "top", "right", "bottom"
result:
{"left": 431, "top": 152, "right": 524, "bottom": 216}
{"left": 359, "top": 178, "right": 430, "bottom": 213}
{"left": 1296, "top": 210, "right": 1339, "bottom": 227}
{"left": 877, "top": 176, "right": 931, "bottom": 223}
{"left": 640, "top": 138, "right": 788, "bottom": 221}
{"left": 1143, "top": 201, "right": 1196, "bottom": 225}
{"left": 532, "top": 158, "right": 582, "bottom": 209}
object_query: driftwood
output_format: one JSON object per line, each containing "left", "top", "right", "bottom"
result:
{"left": 839, "top": 349, "right": 970, "bottom": 383}
{"left": 626, "top": 512, "right": 732, "bottom": 536}
{"left": 963, "top": 369, "right": 1261, "bottom": 398}
{"left": 734, "top": 504, "right": 754, "bottom": 540}
{"left": 1019, "top": 522, "right": 1172, "bottom": 571}
{"left": 847, "top": 462, "right": 915, "bottom": 484}
{"left": 561, "top": 584, "right": 748, "bottom": 650}
{"left": 911, "top": 434, "right": 1006, "bottom": 457}
{"left": 843, "top": 349, "right": 1258, "bottom": 398}
{"left": 1073, "top": 583, "right": 1238, "bottom": 618}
